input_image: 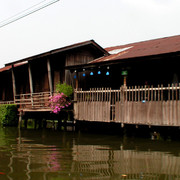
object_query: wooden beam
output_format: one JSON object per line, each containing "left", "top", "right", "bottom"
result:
{"left": 11, "top": 65, "right": 16, "bottom": 102}
{"left": 28, "top": 63, "right": 34, "bottom": 93}
{"left": 47, "top": 58, "right": 53, "bottom": 95}
{"left": 75, "top": 71, "right": 79, "bottom": 89}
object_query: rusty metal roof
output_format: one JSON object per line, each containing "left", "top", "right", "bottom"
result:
{"left": 90, "top": 35, "right": 180, "bottom": 64}
{"left": 0, "top": 61, "right": 28, "bottom": 73}
{"left": 0, "top": 65, "right": 12, "bottom": 73}
{"left": 1, "top": 35, "right": 180, "bottom": 73}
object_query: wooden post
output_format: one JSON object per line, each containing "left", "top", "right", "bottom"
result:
{"left": 132, "top": 86, "right": 134, "bottom": 101}
{"left": 120, "top": 86, "right": 124, "bottom": 127}
{"left": 154, "top": 86, "right": 156, "bottom": 101}
{"left": 158, "top": 85, "right": 160, "bottom": 101}
{"left": 18, "top": 110, "right": 23, "bottom": 129}
{"left": 28, "top": 63, "right": 34, "bottom": 93}
{"left": 28, "top": 63, "right": 34, "bottom": 106}
{"left": 151, "top": 85, "right": 153, "bottom": 101}
{"left": 175, "top": 83, "right": 178, "bottom": 101}
{"left": 128, "top": 87, "right": 130, "bottom": 101}
{"left": 75, "top": 71, "right": 78, "bottom": 90}
{"left": 47, "top": 58, "right": 53, "bottom": 95}
{"left": 138, "top": 86, "right": 140, "bottom": 102}
{"left": 161, "top": 84, "right": 163, "bottom": 101}
{"left": 148, "top": 85, "right": 150, "bottom": 101}
{"left": 172, "top": 84, "right": 174, "bottom": 101}
{"left": 179, "top": 83, "right": 180, "bottom": 100}
{"left": 141, "top": 86, "right": 143, "bottom": 101}
{"left": 11, "top": 65, "right": 16, "bottom": 103}
{"left": 123, "top": 76, "right": 127, "bottom": 87}
{"left": 168, "top": 84, "right": 170, "bottom": 101}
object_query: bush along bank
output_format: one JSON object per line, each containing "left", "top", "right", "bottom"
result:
{"left": 0, "top": 104, "right": 18, "bottom": 126}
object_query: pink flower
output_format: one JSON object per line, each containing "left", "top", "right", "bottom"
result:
{"left": 49, "top": 93, "right": 71, "bottom": 114}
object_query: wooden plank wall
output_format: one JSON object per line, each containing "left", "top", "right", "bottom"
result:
{"left": 74, "top": 84, "right": 180, "bottom": 126}
{"left": 74, "top": 88, "right": 111, "bottom": 122}
{"left": 116, "top": 84, "right": 180, "bottom": 126}
{"left": 115, "top": 101, "right": 180, "bottom": 126}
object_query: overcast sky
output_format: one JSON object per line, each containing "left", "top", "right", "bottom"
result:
{"left": 0, "top": 0, "right": 180, "bottom": 68}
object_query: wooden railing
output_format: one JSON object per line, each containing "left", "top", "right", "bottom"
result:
{"left": 74, "top": 84, "right": 180, "bottom": 126}
{"left": 75, "top": 83, "right": 180, "bottom": 102}
{"left": 0, "top": 101, "right": 14, "bottom": 105}
{"left": 15, "top": 92, "right": 51, "bottom": 110}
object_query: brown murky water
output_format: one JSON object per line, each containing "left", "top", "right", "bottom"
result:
{"left": 1, "top": 127, "right": 180, "bottom": 180}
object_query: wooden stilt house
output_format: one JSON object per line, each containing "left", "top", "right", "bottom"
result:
{"left": 66, "top": 35, "right": 180, "bottom": 127}
{"left": 0, "top": 40, "right": 108, "bottom": 112}
{"left": 1, "top": 35, "right": 180, "bottom": 127}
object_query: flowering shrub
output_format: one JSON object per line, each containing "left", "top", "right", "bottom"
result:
{"left": 49, "top": 82, "right": 73, "bottom": 114}
{"left": 49, "top": 93, "right": 71, "bottom": 114}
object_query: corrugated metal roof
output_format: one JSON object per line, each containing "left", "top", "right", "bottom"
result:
{"left": 90, "top": 35, "right": 180, "bottom": 64}
{"left": 1, "top": 35, "right": 180, "bottom": 72}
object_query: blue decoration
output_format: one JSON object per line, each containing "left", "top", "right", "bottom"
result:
{"left": 106, "top": 71, "right": 110, "bottom": 76}
{"left": 83, "top": 73, "right": 86, "bottom": 77}
{"left": 74, "top": 75, "right": 77, "bottom": 79}
{"left": 90, "top": 72, "right": 94, "bottom": 76}
{"left": 97, "top": 70, "right": 101, "bottom": 75}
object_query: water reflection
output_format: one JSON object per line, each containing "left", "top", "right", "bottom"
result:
{"left": 0, "top": 127, "right": 180, "bottom": 179}
{"left": 72, "top": 141, "right": 180, "bottom": 179}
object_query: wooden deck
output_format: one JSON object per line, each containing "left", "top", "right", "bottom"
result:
{"left": 15, "top": 92, "right": 51, "bottom": 112}
{"left": 1, "top": 84, "right": 180, "bottom": 127}
{"left": 74, "top": 84, "right": 180, "bottom": 127}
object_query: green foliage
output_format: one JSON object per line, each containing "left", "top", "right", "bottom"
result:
{"left": 56, "top": 82, "right": 73, "bottom": 98}
{"left": 0, "top": 104, "right": 18, "bottom": 126}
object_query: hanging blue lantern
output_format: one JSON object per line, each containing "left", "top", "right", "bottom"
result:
{"left": 82, "top": 69, "right": 86, "bottom": 77}
{"left": 98, "top": 70, "right": 101, "bottom": 75}
{"left": 74, "top": 75, "right": 77, "bottom": 79}
{"left": 97, "top": 66, "right": 101, "bottom": 75}
{"left": 90, "top": 72, "right": 94, "bottom": 76}
{"left": 106, "top": 66, "right": 110, "bottom": 76}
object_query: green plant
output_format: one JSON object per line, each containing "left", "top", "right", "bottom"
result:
{"left": 55, "top": 82, "right": 73, "bottom": 98}
{"left": 0, "top": 104, "right": 18, "bottom": 126}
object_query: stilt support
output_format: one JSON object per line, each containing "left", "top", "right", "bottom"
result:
{"left": 18, "top": 110, "right": 23, "bottom": 128}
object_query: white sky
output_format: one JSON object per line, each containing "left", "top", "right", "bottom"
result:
{"left": 0, "top": 0, "right": 180, "bottom": 68}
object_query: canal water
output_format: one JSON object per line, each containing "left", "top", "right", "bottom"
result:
{"left": 1, "top": 127, "right": 180, "bottom": 180}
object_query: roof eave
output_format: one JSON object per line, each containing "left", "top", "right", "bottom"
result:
{"left": 65, "top": 51, "right": 180, "bottom": 71}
